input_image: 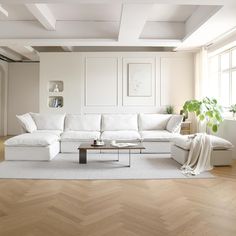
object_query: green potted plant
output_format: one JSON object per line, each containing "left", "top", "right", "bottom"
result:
{"left": 166, "top": 105, "right": 174, "bottom": 114}
{"left": 183, "top": 97, "right": 223, "bottom": 133}
{"left": 229, "top": 104, "right": 236, "bottom": 118}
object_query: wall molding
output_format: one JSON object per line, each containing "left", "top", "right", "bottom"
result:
{"left": 84, "top": 56, "right": 119, "bottom": 107}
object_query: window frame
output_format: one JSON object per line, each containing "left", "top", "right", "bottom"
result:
{"left": 208, "top": 46, "right": 236, "bottom": 108}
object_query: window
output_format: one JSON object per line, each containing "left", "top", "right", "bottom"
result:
{"left": 208, "top": 47, "right": 236, "bottom": 107}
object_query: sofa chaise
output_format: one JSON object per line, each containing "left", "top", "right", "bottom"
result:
{"left": 5, "top": 112, "right": 233, "bottom": 166}
{"left": 4, "top": 113, "right": 183, "bottom": 160}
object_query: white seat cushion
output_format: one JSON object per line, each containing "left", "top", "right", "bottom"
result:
{"left": 139, "top": 114, "right": 172, "bottom": 131}
{"left": 173, "top": 134, "right": 234, "bottom": 150}
{"left": 102, "top": 114, "right": 138, "bottom": 131}
{"left": 65, "top": 114, "right": 101, "bottom": 131}
{"left": 33, "top": 130, "right": 62, "bottom": 137}
{"left": 16, "top": 113, "right": 37, "bottom": 133}
{"left": 61, "top": 131, "right": 100, "bottom": 142}
{"left": 140, "top": 130, "right": 180, "bottom": 142}
{"left": 30, "top": 113, "right": 65, "bottom": 131}
{"left": 101, "top": 131, "right": 141, "bottom": 140}
{"left": 4, "top": 133, "right": 59, "bottom": 147}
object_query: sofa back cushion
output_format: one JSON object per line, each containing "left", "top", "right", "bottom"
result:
{"left": 102, "top": 114, "right": 138, "bottom": 131}
{"left": 65, "top": 114, "right": 101, "bottom": 131}
{"left": 166, "top": 115, "right": 183, "bottom": 133}
{"left": 16, "top": 113, "right": 37, "bottom": 133}
{"left": 30, "top": 113, "right": 65, "bottom": 131}
{"left": 139, "top": 114, "right": 172, "bottom": 131}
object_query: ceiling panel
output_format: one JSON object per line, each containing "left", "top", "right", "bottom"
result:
{"left": 0, "top": 4, "right": 35, "bottom": 21}
{"left": 47, "top": 4, "right": 122, "bottom": 21}
{"left": 148, "top": 4, "right": 198, "bottom": 22}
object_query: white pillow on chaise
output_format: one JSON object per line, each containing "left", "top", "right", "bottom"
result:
{"left": 30, "top": 113, "right": 65, "bottom": 131}
{"left": 16, "top": 113, "right": 37, "bottom": 133}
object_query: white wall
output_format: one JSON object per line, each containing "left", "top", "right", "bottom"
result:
{"left": 40, "top": 52, "right": 194, "bottom": 115}
{"left": 40, "top": 53, "right": 82, "bottom": 114}
{"left": 7, "top": 63, "right": 39, "bottom": 135}
{"left": 0, "top": 60, "right": 8, "bottom": 136}
{"left": 216, "top": 119, "right": 236, "bottom": 159}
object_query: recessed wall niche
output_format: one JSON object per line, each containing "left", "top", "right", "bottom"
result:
{"left": 48, "top": 96, "right": 64, "bottom": 108}
{"left": 48, "top": 81, "right": 64, "bottom": 93}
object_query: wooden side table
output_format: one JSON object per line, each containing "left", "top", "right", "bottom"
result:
{"left": 180, "top": 121, "right": 192, "bottom": 135}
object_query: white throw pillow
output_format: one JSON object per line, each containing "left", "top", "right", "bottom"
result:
{"left": 139, "top": 114, "right": 172, "bottom": 131}
{"left": 210, "top": 135, "right": 234, "bottom": 150}
{"left": 102, "top": 114, "right": 138, "bottom": 131}
{"left": 16, "top": 113, "right": 37, "bottom": 133}
{"left": 166, "top": 115, "right": 183, "bottom": 133}
{"left": 65, "top": 114, "right": 101, "bottom": 131}
{"left": 30, "top": 113, "right": 65, "bottom": 131}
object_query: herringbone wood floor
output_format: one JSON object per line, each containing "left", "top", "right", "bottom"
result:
{"left": 0, "top": 137, "right": 236, "bottom": 236}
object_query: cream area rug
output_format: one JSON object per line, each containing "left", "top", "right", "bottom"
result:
{"left": 0, "top": 153, "right": 214, "bottom": 180}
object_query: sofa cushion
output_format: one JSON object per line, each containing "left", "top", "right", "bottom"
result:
{"left": 4, "top": 133, "right": 59, "bottom": 147}
{"left": 61, "top": 131, "right": 100, "bottom": 142}
{"left": 172, "top": 135, "right": 192, "bottom": 150}
{"left": 210, "top": 135, "right": 234, "bottom": 150}
{"left": 16, "top": 113, "right": 37, "bottom": 133}
{"left": 65, "top": 114, "right": 101, "bottom": 131}
{"left": 166, "top": 115, "right": 183, "bottom": 133}
{"left": 31, "top": 113, "right": 65, "bottom": 131}
{"left": 102, "top": 114, "right": 138, "bottom": 131}
{"left": 140, "top": 130, "right": 180, "bottom": 142}
{"left": 33, "top": 130, "right": 62, "bottom": 137}
{"left": 101, "top": 131, "right": 141, "bottom": 140}
{"left": 173, "top": 134, "right": 234, "bottom": 150}
{"left": 139, "top": 114, "right": 172, "bottom": 131}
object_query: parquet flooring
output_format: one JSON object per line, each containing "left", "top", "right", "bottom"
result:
{"left": 0, "top": 136, "right": 236, "bottom": 236}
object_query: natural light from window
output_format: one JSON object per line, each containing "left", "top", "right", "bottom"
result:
{"left": 208, "top": 47, "right": 236, "bottom": 108}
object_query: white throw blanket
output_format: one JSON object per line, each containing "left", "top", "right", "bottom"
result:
{"left": 181, "top": 133, "right": 213, "bottom": 176}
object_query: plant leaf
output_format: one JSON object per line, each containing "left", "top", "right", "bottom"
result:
{"left": 212, "top": 124, "right": 218, "bottom": 133}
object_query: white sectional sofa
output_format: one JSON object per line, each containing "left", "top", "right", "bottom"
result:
{"left": 5, "top": 113, "right": 183, "bottom": 160}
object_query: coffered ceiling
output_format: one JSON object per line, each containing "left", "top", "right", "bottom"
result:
{"left": 0, "top": 0, "right": 236, "bottom": 61}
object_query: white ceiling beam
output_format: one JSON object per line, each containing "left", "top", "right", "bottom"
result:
{"left": 185, "top": 6, "right": 222, "bottom": 38}
{"left": 61, "top": 46, "right": 74, "bottom": 52}
{"left": 0, "top": 0, "right": 235, "bottom": 6}
{"left": 0, "top": 4, "right": 8, "bottom": 17}
{"left": 0, "top": 21, "right": 119, "bottom": 39}
{"left": 177, "top": 5, "right": 236, "bottom": 50}
{"left": 26, "top": 4, "right": 56, "bottom": 30}
{"left": 119, "top": 4, "right": 153, "bottom": 41}
{"left": 0, "top": 21, "right": 182, "bottom": 41}
{"left": 0, "top": 38, "right": 181, "bottom": 47}
{"left": 8, "top": 46, "right": 39, "bottom": 61}
{"left": 0, "top": 47, "right": 22, "bottom": 61}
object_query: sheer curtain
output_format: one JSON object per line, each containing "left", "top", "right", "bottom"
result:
{"left": 193, "top": 47, "right": 209, "bottom": 133}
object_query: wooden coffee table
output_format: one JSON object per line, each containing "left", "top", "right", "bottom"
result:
{"left": 78, "top": 142, "right": 145, "bottom": 167}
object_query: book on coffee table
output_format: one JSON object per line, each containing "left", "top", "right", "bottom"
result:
{"left": 111, "top": 143, "right": 138, "bottom": 148}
